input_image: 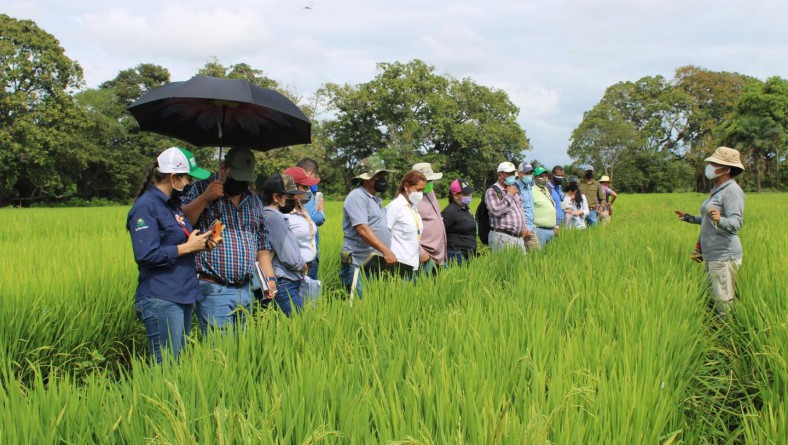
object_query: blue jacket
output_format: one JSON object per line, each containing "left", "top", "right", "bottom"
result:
{"left": 127, "top": 186, "right": 200, "bottom": 304}
{"left": 515, "top": 179, "right": 536, "bottom": 232}
{"left": 303, "top": 189, "right": 325, "bottom": 259}
{"left": 547, "top": 181, "right": 564, "bottom": 225}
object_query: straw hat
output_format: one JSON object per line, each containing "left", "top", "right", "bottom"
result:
{"left": 704, "top": 146, "right": 745, "bottom": 170}
{"left": 599, "top": 175, "right": 611, "bottom": 182}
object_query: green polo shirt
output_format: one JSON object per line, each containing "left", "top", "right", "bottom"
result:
{"left": 532, "top": 185, "right": 557, "bottom": 228}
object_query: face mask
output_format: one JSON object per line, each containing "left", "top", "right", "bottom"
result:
{"left": 408, "top": 190, "right": 423, "bottom": 206}
{"left": 301, "top": 190, "right": 312, "bottom": 204}
{"left": 536, "top": 177, "right": 548, "bottom": 187}
{"left": 278, "top": 198, "right": 297, "bottom": 214}
{"left": 424, "top": 182, "right": 434, "bottom": 194}
{"left": 504, "top": 175, "right": 516, "bottom": 186}
{"left": 705, "top": 164, "right": 727, "bottom": 180}
{"left": 568, "top": 183, "right": 578, "bottom": 192}
{"left": 553, "top": 176, "right": 563, "bottom": 185}
{"left": 310, "top": 184, "right": 319, "bottom": 193}
{"left": 373, "top": 177, "right": 389, "bottom": 193}
{"left": 460, "top": 196, "right": 472, "bottom": 206}
{"left": 224, "top": 176, "right": 249, "bottom": 196}
{"left": 522, "top": 175, "right": 533, "bottom": 186}
{"left": 584, "top": 172, "right": 593, "bottom": 180}
{"left": 171, "top": 176, "right": 189, "bottom": 199}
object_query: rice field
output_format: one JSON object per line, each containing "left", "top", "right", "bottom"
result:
{"left": 0, "top": 194, "right": 785, "bottom": 444}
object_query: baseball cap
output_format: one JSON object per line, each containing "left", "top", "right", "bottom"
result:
{"left": 567, "top": 175, "right": 579, "bottom": 183}
{"left": 283, "top": 167, "right": 320, "bottom": 186}
{"left": 533, "top": 166, "right": 548, "bottom": 176}
{"left": 353, "top": 154, "right": 394, "bottom": 180}
{"left": 412, "top": 162, "right": 443, "bottom": 181}
{"left": 518, "top": 162, "right": 534, "bottom": 173}
{"left": 224, "top": 147, "right": 256, "bottom": 182}
{"left": 497, "top": 162, "right": 517, "bottom": 173}
{"left": 450, "top": 178, "right": 474, "bottom": 194}
{"left": 581, "top": 164, "right": 595, "bottom": 172}
{"left": 157, "top": 147, "right": 211, "bottom": 180}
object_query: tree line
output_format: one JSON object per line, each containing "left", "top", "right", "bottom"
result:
{"left": 1, "top": 14, "right": 785, "bottom": 206}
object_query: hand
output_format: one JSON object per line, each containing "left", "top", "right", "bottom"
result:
{"left": 382, "top": 248, "right": 398, "bottom": 266}
{"left": 317, "top": 196, "right": 325, "bottom": 212}
{"left": 266, "top": 280, "right": 277, "bottom": 300}
{"left": 205, "top": 237, "right": 220, "bottom": 252}
{"left": 674, "top": 210, "right": 687, "bottom": 221}
{"left": 506, "top": 185, "right": 519, "bottom": 196}
{"left": 419, "top": 250, "right": 430, "bottom": 263}
{"left": 301, "top": 264, "right": 309, "bottom": 275}
{"left": 203, "top": 180, "right": 224, "bottom": 201}
{"left": 573, "top": 210, "right": 583, "bottom": 217}
{"left": 553, "top": 226, "right": 559, "bottom": 236}
{"left": 184, "top": 229, "right": 212, "bottom": 254}
{"left": 708, "top": 208, "right": 721, "bottom": 223}
{"left": 521, "top": 228, "right": 531, "bottom": 238}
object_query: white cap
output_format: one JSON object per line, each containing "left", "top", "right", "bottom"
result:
{"left": 156, "top": 147, "right": 211, "bottom": 179}
{"left": 412, "top": 162, "right": 443, "bottom": 181}
{"left": 497, "top": 162, "right": 516, "bottom": 173}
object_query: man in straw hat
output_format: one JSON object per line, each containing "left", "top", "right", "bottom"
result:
{"left": 340, "top": 154, "right": 397, "bottom": 298}
{"left": 674, "top": 146, "right": 746, "bottom": 318}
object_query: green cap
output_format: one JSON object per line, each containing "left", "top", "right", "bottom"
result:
{"left": 533, "top": 166, "right": 548, "bottom": 176}
{"left": 157, "top": 147, "right": 211, "bottom": 180}
{"left": 353, "top": 154, "right": 394, "bottom": 180}
{"left": 224, "top": 147, "right": 256, "bottom": 182}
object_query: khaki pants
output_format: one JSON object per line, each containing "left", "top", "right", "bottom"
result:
{"left": 524, "top": 231, "right": 540, "bottom": 251}
{"left": 599, "top": 210, "right": 611, "bottom": 224}
{"left": 489, "top": 231, "right": 526, "bottom": 254}
{"left": 706, "top": 258, "right": 742, "bottom": 317}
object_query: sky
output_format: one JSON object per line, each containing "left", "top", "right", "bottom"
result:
{"left": 6, "top": 0, "right": 788, "bottom": 167}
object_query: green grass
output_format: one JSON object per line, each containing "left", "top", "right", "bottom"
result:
{"left": 0, "top": 194, "right": 785, "bottom": 443}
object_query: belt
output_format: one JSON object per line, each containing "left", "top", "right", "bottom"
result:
{"left": 492, "top": 228, "right": 521, "bottom": 238}
{"left": 199, "top": 273, "right": 249, "bottom": 288}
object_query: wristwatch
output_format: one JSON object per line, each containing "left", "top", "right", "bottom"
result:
{"left": 266, "top": 276, "right": 277, "bottom": 282}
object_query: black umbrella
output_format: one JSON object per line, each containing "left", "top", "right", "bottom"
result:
{"left": 127, "top": 75, "right": 311, "bottom": 150}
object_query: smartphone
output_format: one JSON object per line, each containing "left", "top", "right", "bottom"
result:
{"left": 315, "top": 192, "right": 323, "bottom": 202}
{"left": 207, "top": 219, "right": 220, "bottom": 231}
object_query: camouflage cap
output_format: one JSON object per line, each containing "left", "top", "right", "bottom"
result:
{"left": 353, "top": 154, "right": 394, "bottom": 180}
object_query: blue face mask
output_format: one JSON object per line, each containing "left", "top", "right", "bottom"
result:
{"left": 504, "top": 175, "right": 516, "bottom": 186}
{"left": 523, "top": 175, "right": 533, "bottom": 186}
{"left": 310, "top": 184, "right": 319, "bottom": 193}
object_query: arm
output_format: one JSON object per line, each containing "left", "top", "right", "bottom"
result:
{"left": 267, "top": 214, "right": 306, "bottom": 271}
{"left": 256, "top": 249, "right": 277, "bottom": 298}
{"left": 674, "top": 210, "right": 701, "bottom": 224}
{"left": 182, "top": 180, "right": 223, "bottom": 226}
{"left": 716, "top": 189, "right": 744, "bottom": 233}
{"left": 355, "top": 224, "right": 395, "bottom": 257}
{"left": 306, "top": 199, "right": 326, "bottom": 226}
{"left": 581, "top": 195, "right": 590, "bottom": 217}
{"left": 129, "top": 204, "right": 206, "bottom": 267}
{"left": 608, "top": 189, "right": 618, "bottom": 205}
{"left": 485, "top": 187, "right": 515, "bottom": 218}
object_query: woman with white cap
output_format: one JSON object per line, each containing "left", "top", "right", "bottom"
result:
{"left": 127, "top": 147, "right": 213, "bottom": 364}
{"left": 674, "top": 147, "right": 746, "bottom": 318}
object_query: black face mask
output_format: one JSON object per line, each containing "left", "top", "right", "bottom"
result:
{"left": 278, "top": 198, "right": 297, "bottom": 214}
{"left": 568, "top": 183, "right": 578, "bottom": 192}
{"left": 552, "top": 176, "right": 563, "bottom": 185}
{"left": 373, "top": 178, "right": 389, "bottom": 193}
{"left": 584, "top": 172, "right": 593, "bottom": 180}
{"left": 224, "top": 176, "right": 249, "bottom": 196}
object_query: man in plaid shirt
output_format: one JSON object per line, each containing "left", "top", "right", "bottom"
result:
{"left": 485, "top": 161, "right": 526, "bottom": 253}
{"left": 183, "top": 148, "right": 276, "bottom": 333}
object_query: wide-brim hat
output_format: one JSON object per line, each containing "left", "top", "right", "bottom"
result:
{"left": 704, "top": 146, "right": 745, "bottom": 170}
{"left": 412, "top": 162, "right": 443, "bottom": 181}
{"left": 599, "top": 175, "right": 611, "bottom": 182}
{"left": 353, "top": 154, "right": 394, "bottom": 180}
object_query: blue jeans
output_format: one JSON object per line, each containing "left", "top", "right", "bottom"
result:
{"left": 340, "top": 263, "right": 362, "bottom": 299}
{"left": 307, "top": 257, "right": 319, "bottom": 281}
{"left": 196, "top": 281, "right": 251, "bottom": 334}
{"left": 135, "top": 297, "right": 193, "bottom": 364}
{"left": 273, "top": 277, "right": 303, "bottom": 317}
{"left": 586, "top": 209, "right": 599, "bottom": 227}
{"left": 536, "top": 227, "right": 555, "bottom": 247}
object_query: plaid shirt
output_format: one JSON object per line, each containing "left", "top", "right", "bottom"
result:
{"left": 485, "top": 183, "right": 525, "bottom": 234}
{"left": 183, "top": 180, "right": 270, "bottom": 285}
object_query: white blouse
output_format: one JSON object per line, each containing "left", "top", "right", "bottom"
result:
{"left": 385, "top": 194, "right": 423, "bottom": 269}
{"left": 562, "top": 193, "right": 589, "bottom": 230}
{"left": 284, "top": 211, "right": 317, "bottom": 263}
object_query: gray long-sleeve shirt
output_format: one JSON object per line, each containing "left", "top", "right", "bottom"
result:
{"left": 686, "top": 179, "right": 744, "bottom": 261}
{"left": 263, "top": 207, "right": 306, "bottom": 281}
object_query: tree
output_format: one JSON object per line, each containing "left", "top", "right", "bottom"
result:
{"left": 569, "top": 103, "right": 641, "bottom": 182}
{"left": 319, "top": 60, "right": 529, "bottom": 192}
{"left": 0, "top": 14, "right": 86, "bottom": 205}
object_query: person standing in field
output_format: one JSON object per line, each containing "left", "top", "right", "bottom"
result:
{"left": 181, "top": 148, "right": 276, "bottom": 333}
{"left": 515, "top": 162, "right": 539, "bottom": 251}
{"left": 127, "top": 147, "right": 213, "bottom": 364}
{"left": 547, "top": 165, "right": 565, "bottom": 227}
{"left": 283, "top": 167, "right": 321, "bottom": 303}
{"left": 442, "top": 178, "right": 477, "bottom": 266}
{"left": 532, "top": 167, "right": 559, "bottom": 246}
{"left": 340, "top": 155, "right": 397, "bottom": 298}
{"left": 562, "top": 175, "right": 589, "bottom": 230}
{"left": 261, "top": 174, "right": 309, "bottom": 316}
{"left": 486, "top": 161, "right": 526, "bottom": 253}
{"left": 296, "top": 158, "right": 325, "bottom": 281}
{"left": 674, "top": 147, "right": 745, "bottom": 319}
{"left": 578, "top": 164, "right": 605, "bottom": 227}
{"left": 412, "top": 163, "right": 448, "bottom": 274}
{"left": 386, "top": 170, "right": 429, "bottom": 275}
{"left": 598, "top": 175, "right": 618, "bottom": 223}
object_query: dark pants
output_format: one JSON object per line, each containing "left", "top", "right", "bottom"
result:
{"left": 307, "top": 257, "right": 319, "bottom": 281}
{"left": 135, "top": 297, "right": 193, "bottom": 364}
{"left": 272, "top": 277, "right": 303, "bottom": 317}
{"left": 446, "top": 248, "right": 474, "bottom": 267}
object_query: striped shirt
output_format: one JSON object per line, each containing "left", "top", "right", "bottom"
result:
{"left": 485, "top": 183, "right": 525, "bottom": 235}
{"left": 183, "top": 180, "right": 271, "bottom": 285}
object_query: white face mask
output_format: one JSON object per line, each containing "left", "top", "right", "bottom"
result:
{"left": 705, "top": 164, "right": 727, "bottom": 180}
{"left": 408, "top": 190, "right": 423, "bottom": 206}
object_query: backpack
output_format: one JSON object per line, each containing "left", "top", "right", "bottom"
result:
{"left": 475, "top": 184, "right": 503, "bottom": 245}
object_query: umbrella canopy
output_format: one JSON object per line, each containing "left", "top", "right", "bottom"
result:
{"left": 127, "top": 76, "right": 311, "bottom": 150}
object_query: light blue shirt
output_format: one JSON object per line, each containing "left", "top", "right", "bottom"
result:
{"left": 515, "top": 179, "right": 536, "bottom": 232}
{"left": 342, "top": 187, "right": 392, "bottom": 266}
{"left": 548, "top": 181, "right": 564, "bottom": 225}
{"left": 303, "top": 190, "right": 325, "bottom": 259}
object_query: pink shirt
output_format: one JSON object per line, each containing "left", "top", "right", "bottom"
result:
{"left": 415, "top": 192, "right": 448, "bottom": 265}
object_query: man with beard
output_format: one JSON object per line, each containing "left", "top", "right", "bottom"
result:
{"left": 577, "top": 164, "right": 605, "bottom": 227}
{"left": 182, "top": 148, "right": 276, "bottom": 333}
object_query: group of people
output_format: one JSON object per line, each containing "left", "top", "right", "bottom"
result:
{"left": 127, "top": 144, "right": 745, "bottom": 363}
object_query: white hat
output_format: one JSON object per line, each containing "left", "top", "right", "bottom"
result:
{"left": 704, "top": 146, "right": 745, "bottom": 170}
{"left": 157, "top": 147, "right": 211, "bottom": 179}
{"left": 497, "top": 162, "right": 516, "bottom": 173}
{"left": 412, "top": 162, "right": 443, "bottom": 181}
